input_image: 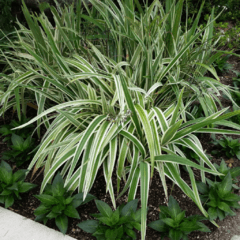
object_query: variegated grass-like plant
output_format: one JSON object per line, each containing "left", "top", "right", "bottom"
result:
{"left": 1, "top": 0, "right": 240, "bottom": 239}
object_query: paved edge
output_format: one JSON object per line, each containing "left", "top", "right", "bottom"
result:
{"left": 0, "top": 207, "right": 77, "bottom": 240}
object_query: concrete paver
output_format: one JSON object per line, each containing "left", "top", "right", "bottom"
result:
{"left": 231, "top": 236, "right": 240, "bottom": 240}
{"left": 0, "top": 207, "right": 76, "bottom": 240}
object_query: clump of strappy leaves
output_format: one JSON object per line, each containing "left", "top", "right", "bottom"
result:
{"left": 34, "top": 172, "right": 96, "bottom": 234}
{"left": 148, "top": 196, "right": 210, "bottom": 240}
{"left": 211, "top": 135, "right": 240, "bottom": 160}
{"left": 0, "top": 161, "right": 37, "bottom": 208}
{"left": 0, "top": 117, "right": 36, "bottom": 167}
{"left": 77, "top": 199, "right": 142, "bottom": 240}
{"left": 197, "top": 172, "right": 240, "bottom": 221}
{"left": 213, "top": 159, "right": 240, "bottom": 189}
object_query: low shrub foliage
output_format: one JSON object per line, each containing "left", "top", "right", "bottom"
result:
{"left": 214, "top": 159, "right": 240, "bottom": 188}
{"left": 148, "top": 196, "right": 210, "bottom": 240}
{"left": 211, "top": 135, "right": 240, "bottom": 160}
{"left": 214, "top": 22, "right": 240, "bottom": 51}
{"left": 78, "top": 199, "right": 142, "bottom": 240}
{"left": 0, "top": 117, "right": 36, "bottom": 166}
{"left": 34, "top": 172, "right": 96, "bottom": 234}
{"left": 213, "top": 55, "right": 233, "bottom": 75}
{"left": 0, "top": 116, "right": 35, "bottom": 145}
{"left": 1, "top": 133, "right": 36, "bottom": 167}
{"left": 197, "top": 173, "right": 240, "bottom": 221}
{"left": 230, "top": 72, "right": 240, "bottom": 109}
{"left": 0, "top": 160, "right": 36, "bottom": 208}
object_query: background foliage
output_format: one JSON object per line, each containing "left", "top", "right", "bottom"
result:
{"left": 184, "top": 0, "right": 240, "bottom": 23}
{"left": 0, "top": 0, "right": 16, "bottom": 34}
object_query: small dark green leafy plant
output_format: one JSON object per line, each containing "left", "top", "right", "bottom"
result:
{"left": 0, "top": 0, "right": 16, "bottom": 33}
{"left": 180, "top": 145, "right": 200, "bottom": 161}
{"left": 0, "top": 116, "right": 35, "bottom": 145}
{"left": 230, "top": 71, "right": 240, "bottom": 107}
{"left": 34, "top": 172, "right": 96, "bottom": 234}
{"left": 222, "top": 71, "right": 240, "bottom": 119}
{"left": 232, "top": 70, "right": 240, "bottom": 83}
{"left": 1, "top": 133, "right": 36, "bottom": 167}
{"left": 213, "top": 55, "right": 233, "bottom": 74}
{"left": 186, "top": 105, "right": 204, "bottom": 120}
{"left": 211, "top": 135, "right": 240, "bottom": 160}
{"left": 0, "top": 117, "right": 36, "bottom": 167}
{"left": 148, "top": 196, "right": 210, "bottom": 240}
{"left": 197, "top": 173, "right": 240, "bottom": 221}
{"left": 229, "top": 106, "right": 240, "bottom": 124}
{"left": 0, "top": 160, "right": 36, "bottom": 208}
{"left": 77, "top": 199, "right": 142, "bottom": 240}
{"left": 215, "top": 22, "right": 240, "bottom": 51}
{"left": 213, "top": 159, "right": 240, "bottom": 189}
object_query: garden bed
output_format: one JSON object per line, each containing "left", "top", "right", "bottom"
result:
{"left": 1, "top": 56, "right": 240, "bottom": 240}
{"left": 2, "top": 1, "right": 240, "bottom": 239}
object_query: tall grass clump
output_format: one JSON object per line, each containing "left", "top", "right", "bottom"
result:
{"left": 1, "top": 0, "right": 240, "bottom": 239}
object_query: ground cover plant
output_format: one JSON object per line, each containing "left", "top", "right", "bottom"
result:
{"left": 186, "top": 105, "right": 204, "bottom": 120}
{"left": 148, "top": 195, "right": 210, "bottom": 240}
{"left": 1, "top": 133, "right": 36, "bottom": 166}
{"left": 214, "top": 159, "right": 240, "bottom": 186}
{"left": 0, "top": 116, "right": 36, "bottom": 166}
{"left": 214, "top": 22, "right": 240, "bottom": 52}
{"left": 1, "top": 0, "right": 240, "bottom": 239}
{"left": 197, "top": 173, "right": 240, "bottom": 221}
{"left": 34, "top": 172, "right": 96, "bottom": 234}
{"left": 0, "top": 116, "right": 35, "bottom": 145}
{"left": 0, "top": 160, "right": 36, "bottom": 208}
{"left": 230, "top": 72, "right": 240, "bottom": 108}
{"left": 78, "top": 199, "right": 142, "bottom": 240}
{"left": 211, "top": 135, "right": 240, "bottom": 160}
{"left": 213, "top": 55, "right": 233, "bottom": 75}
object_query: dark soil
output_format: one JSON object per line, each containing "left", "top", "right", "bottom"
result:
{"left": 1, "top": 56, "right": 240, "bottom": 240}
